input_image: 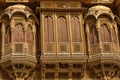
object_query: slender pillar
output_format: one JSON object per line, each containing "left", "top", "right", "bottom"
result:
{"left": 68, "top": 63, "right": 72, "bottom": 80}
{"left": 10, "top": 20, "right": 14, "bottom": 54}
{"left": 109, "top": 23, "right": 114, "bottom": 52}
{"left": 96, "top": 19, "right": 102, "bottom": 53}
{"left": 55, "top": 63, "right": 59, "bottom": 80}
{"left": 1, "top": 22, "right": 5, "bottom": 56}
{"left": 86, "top": 23, "right": 90, "bottom": 54}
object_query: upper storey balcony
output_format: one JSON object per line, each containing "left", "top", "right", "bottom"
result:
{"left": 85, "top": 5, "right": 120, "bottom": 79}
{"left": 0, "top": 4, "right": 38, "bottom": 80}
{"left": 85, "top": 5, "right": 119, "bottom": 62}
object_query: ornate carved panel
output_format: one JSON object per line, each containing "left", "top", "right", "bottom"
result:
{"left": 89, "top": 25, "right": 98, "bottom": 44}
{"left": 14, "top": 23, "right": 24, "bottom": 42}
{"left": 90, "top": 43, "right": 99, "bottom": 54}
{"left": 4, "top": 44, "right": 10, "bottom": 55}
{"left": 27, "top": 25, "right": 34, "bottom": 44}
{"left": 45, "top": 72, "right": 54, "bottom": 79}
{"left": 28, "top": 44, "right": 33, "bottom": 55}
{"left": 45, "top": 43, "right": 54, "bottom": 53}
{"left": 46, "top": 44, "right": 52, "bottom": 52}
{"left": 71, "top": 16, "right": 81, "bottom": 42}
{"left": 15, "top": 43, "right": 23, "bottom": 53}
{"left": 59, "top": 72, "right": 68, "bottom": 79}
{"left": 55, "top": 1, "right": 68, "bottom": 8}
{"left": 73, "top": 43, "right": 81, "bottom": 52}
{"left": 57, "top": 16, "right": 68, "bottom": 42}
{"left": 5, "top": 26, "right": 11, "bottom": 44}
{"left": 102, "top": 43, "right": 111, "bottom": 52}
{"left": 60, "top": 44, "right": 67, "bottom": 52}
{"left": 100, "top": 24, "right": 111, "bottom": 42}
{"left": 69, "top": 1, "right": 81, "bottom": 7}
{"left": 41, "top": 0, "right": 81, "bottom": 8}
{"left": 41, "top": 1, "right": 54, "bottom": 8}
{"left": 44, "top": 16, "right": 54, "bottom": 42}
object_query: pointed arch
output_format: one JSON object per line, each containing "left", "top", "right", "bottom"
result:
{"left": 1, "top": 13, "right": 10, "bottom": 21}
{"left": 57, "top": 16, "right": 68, "bottom": 42}
{"left": 28, "top": 13, "right": 39, "bottom": 25}
{"left": 14, "top": 23, "right": 24, "bottom": 42}
{"left": 27, "top": 25, "right": 34, "bottom": 44}
{"left": 100, "top": 24, "right": 111, "bottom": 42}
{"left": 71, "top": 16, "right": 81, "bottom": 42}
{"left": 44, "top": 16, "right": 54, "bottom": 42}
{"left": 89, "top": 25, "right": 98, "bottom": 44}
{"left": 5, "top": 25, "right": 11, "bottom": 44}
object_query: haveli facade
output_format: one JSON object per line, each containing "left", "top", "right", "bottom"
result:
{"left": 0, "top": 0, "right": 120, "bottom": 80}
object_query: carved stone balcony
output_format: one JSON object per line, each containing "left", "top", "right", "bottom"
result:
{"left": 1, "top": 54, "right": 37, "bottom": 80}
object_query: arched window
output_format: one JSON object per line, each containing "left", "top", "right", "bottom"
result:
{"left": 5, "top": 26, "right": 11, "bottom": 44}
{"left": 89, "top": 25, "right": 98, "bottom": 44}
{"left": 27, "top": 25, "right": 34, "bottom": 44}
{"left": 14, "top": 23, "right": 24, "bottom": 42}
{"left": 44, "top": 16, "right": 54, "bottom": 42}
{"left": 57, "top": 16, "right": 68, "bottom": 42}
{"left": 100, "top": 24, "right": 111, "bottom": 42}
{"left": 71, "top": 16, "right": 81, "bottom": 42}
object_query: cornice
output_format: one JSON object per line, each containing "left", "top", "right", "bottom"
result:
{"left": 38, "top": 7, "right": 87, "bottom": 12}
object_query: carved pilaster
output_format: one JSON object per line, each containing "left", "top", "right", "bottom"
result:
{"left": 109, "top": 23, "right": 114, "bottom": 52}
{"left": 24, "top": 22, "right": 28, "bottom": 53}
{"left": 68, "top": 12, "right": 72, "bottom": 55}
{"left": 86, "top": 23, "right": 91, "bottom": 54}
{"left": 33, "top": 25, "right": 36, "bottom": 55}
{"left": 1, "top": 22, "right": 5, "bottom": 56}
{"left": 41, "top": 12, "right": 44, "bottom": 55}
{"left": 10, "top": 20, "right": 14, "bottom": 53}
{"left": 113, "top": 21, "right": 119, "bottom": 53}
{"left": 96, "top": 19, "right": 102, "bottom": 53}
